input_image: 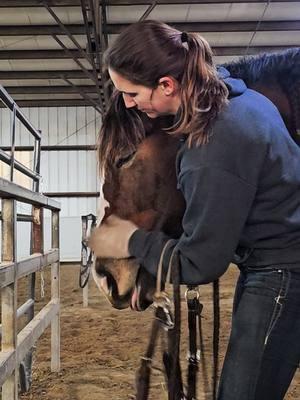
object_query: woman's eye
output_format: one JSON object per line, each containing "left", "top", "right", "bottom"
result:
{"left": 116, "top": 152, "right": 136, "bottom": 168}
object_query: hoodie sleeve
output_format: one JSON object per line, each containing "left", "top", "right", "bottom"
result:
{"left": 129, "top": 164, "right": 257, "bottom": 285}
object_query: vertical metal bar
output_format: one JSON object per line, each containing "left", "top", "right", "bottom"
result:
{"left": 10, "top": 105, "right": 16, "bottom": 182}
{"left": 81, "top": 0, "right": 94, "bottom": 57}
{"left": 33, "top": 132, "right": 41, "bottom": 193}
{"left": 99, "top": 0, "right": 110, "bottom": 106}
{"left": 89, "top": 0, "right": 101, "bottom": 69}
{"left": 89, "top": 0, "right": 109, "bottom": 108}
{"left": 1, "top": 198, "right": 18, "bottom": 400}
{"left": 81, "top": 216, "right": 89, "bottom": 307}
{"left": 100, "top": 0, "right": 108, "bottom": 50}
{"left": 51, "top": 210, "right": 60, "bottom": 372}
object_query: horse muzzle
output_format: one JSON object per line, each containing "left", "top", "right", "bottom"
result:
{"left": 92, "top": 258, "right": 156, "bottom": 311}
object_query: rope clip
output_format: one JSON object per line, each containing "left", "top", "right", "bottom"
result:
{"left": 153, "top": 291, "right": 175, "bottom": 330}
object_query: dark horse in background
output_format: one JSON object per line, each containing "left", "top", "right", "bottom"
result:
{"left": 93, "top": 48, "right": 300, "bottom": 310}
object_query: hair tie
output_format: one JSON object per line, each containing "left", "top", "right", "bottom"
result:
{"left": 181, "top": 31, "right": 189, "bottom": 43}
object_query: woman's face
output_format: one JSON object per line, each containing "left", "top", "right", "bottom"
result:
{"left": 109, "top": 68, "right": 180, "bottom": 118}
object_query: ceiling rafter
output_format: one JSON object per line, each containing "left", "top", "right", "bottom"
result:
{"left": 42, "top": 0, "right": 104, "bottom": 112}
{"left": 106, "top": 21, "right": 300, "bottom": 34}
{"left": 0, "top": 46, "right": 298, "bottom": 59}
{"left": 0, "top": 99, "right": 102, "bottom": 107}
{"left": 4, "top": 86, "right": 98, "bottom": 94}
{"left": 0, "top": 70, "right": 95, "bottom": 79}
{"left": 0, "top": 0, "right": 298, "bottom": 6}
{"left": 0, "top": 21, "right": 299, "bottom": 36}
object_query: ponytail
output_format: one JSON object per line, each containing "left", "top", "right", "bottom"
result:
{"left": 171, "top": 33, "right": 229, "bottom": 145}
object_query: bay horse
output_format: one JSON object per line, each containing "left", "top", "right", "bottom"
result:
{"left": 93, "top": 48, "right": 300, "bottom": 311}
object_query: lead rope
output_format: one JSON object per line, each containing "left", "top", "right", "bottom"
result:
{"left": 185, "top": 286, "right": 202, "bottom": 400}
{"left": 135, "top": 240, "right": 174, "bottom": 400}
{"left": 79, "top": 215, "right": 97, "bottom": 289}
{"left": 136, "top": 243, "right": 219, "bottom": 400}
{"left": 212, "top": 280, "right": 220, "bottom": 400}
{"left": 136, "top": 240, "right": 185, "bottom": 400}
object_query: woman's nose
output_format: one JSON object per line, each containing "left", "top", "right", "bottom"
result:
{"left": 122, "top": 93, "right": 136, "bottom": 108}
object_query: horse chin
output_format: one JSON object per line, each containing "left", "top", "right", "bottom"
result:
{"left": 130, "top": 268, "right": 156, "bottom": 311}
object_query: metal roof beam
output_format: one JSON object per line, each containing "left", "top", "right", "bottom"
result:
{"left": 0, "top": 45, "right": 297, "bottom": 60}
{"left": 4, "top": 86, "right": 98, "bottom": 94}
{"left": 0, "top": 99, "right": 103, "bottom": 107}
{"left": 0, "top": 50, "right": 82, "bottom": 59}
{"left": 0, "top": 21, "right": 299, "bottom": 36}
{"left": 0, "top": 0, "right": 299, "bottom": 6}
{"left": 106, "top": 21, "right": 300, "bottom": 34}
{"left": 0, "top": 25, "right": 86, "bottom": 35}
{"left": 0, "top": 70, "right": 95, "bottom": 79}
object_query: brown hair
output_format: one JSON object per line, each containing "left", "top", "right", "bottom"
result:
{"left": 104, "top": 20, "right": 228, "bottom": 146}
{"left": 98, "top": 91, "right": 173, "bottom": 174}
{"left": 98, "top": 91, "right": 147, "bottom": 175}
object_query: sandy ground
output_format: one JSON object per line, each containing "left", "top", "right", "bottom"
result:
{"left": 16, "top": 264, "right": 300, "bottom": 400}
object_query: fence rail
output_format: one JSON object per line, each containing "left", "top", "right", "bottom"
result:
{"left": 0, "top": 82, "right": 61, "bottom": 399}
{"left": 0, "top": 177, "right": 59, "bottom": 210}
{"left": 0, "top": 191, "right": 60, "bottom": 399}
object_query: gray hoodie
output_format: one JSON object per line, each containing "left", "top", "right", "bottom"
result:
{"left": 128, "top": 69, "right": 300, "bottom": 285}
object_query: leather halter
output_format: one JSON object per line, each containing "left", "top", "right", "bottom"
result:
{"left": 80, "top": 213, "right": 97, "bottom": 288}
{"left": 135, "top": 241, "right": 220, "bottom": 400}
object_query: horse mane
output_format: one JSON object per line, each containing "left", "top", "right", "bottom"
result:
{"left": 224, "top": 48, "right": 300, "bottom": 138}
{"left": 222, "top": 47, "right": 300, "bottom": 85}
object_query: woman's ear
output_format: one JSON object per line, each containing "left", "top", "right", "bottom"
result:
{"left": 158, "top": 76, "right": 179, "bottom": 96}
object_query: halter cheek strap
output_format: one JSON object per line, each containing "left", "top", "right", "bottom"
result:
{"left": 156, "top": 239, "right": 175, "bottom": 294}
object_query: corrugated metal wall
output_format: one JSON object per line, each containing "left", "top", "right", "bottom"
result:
{"left": 0, "top": 106, "right": 101, "bottom": 261}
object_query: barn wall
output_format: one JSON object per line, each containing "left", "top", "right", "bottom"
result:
{"left": 0, "top": 106, "right": 101, "bottom": 261}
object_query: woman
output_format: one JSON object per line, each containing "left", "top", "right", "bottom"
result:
{"left": 90, "top": 20, "right": 300, "bottom": 400}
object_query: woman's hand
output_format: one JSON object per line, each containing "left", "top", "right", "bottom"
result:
{"left": 88, "top": 215, "right": 138, "bottom": 259}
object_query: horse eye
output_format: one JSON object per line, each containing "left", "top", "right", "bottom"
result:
{"left": 116, "top": 152, "right": 136, "bottom": 168}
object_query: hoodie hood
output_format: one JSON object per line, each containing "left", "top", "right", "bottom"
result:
{"left": 217, "top": 66, "right": 247, "bottom": 98}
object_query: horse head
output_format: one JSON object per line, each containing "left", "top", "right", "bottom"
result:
{"left": 93, "top": 127, "right": 185, "bottom": 310}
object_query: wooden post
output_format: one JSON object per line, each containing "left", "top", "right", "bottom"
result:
{"left": 51, "top": 210, "right": 60, "bottom": 372}
{"left": 1, "top": 198, "right": 18, "bottom": 400}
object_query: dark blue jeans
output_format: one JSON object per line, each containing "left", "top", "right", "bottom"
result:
{"left": 217, "top": 266, "right": 300, "bottom": 400}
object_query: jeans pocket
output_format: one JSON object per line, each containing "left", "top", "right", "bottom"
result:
{"left": 264, "top": 269, "right": 290, "bottom": 345}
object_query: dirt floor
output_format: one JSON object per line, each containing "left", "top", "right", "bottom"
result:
{"left": 17, "top": 264, "right": 299, "bottom": 400}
